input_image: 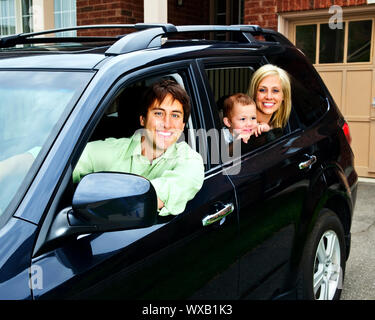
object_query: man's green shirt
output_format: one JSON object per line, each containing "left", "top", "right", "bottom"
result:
{"left": 72, "top": 133, "right": 204, "bottom": 216}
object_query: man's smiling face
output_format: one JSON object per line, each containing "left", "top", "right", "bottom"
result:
{"left": 140, "top": 93, "right": 185, "bottom": 155}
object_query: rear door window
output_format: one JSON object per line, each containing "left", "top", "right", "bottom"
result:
{"left": 199, "top": 59, "right": 301, "bottom": 164}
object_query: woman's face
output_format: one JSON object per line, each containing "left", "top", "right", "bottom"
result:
{"left": 256, "top": 74, "right": 284, "bottom": 118}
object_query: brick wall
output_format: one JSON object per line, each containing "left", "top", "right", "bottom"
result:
{"left": 77, "top": 0, "right": 143, "bottom": 36}
{"left": 76, "top": 0, "right": 369, "bottom": 36}
{"left": 244, "top": 0, "right": 368, "bottom": 31}
{"left": 76, "top": 0, "right": 209, "bottom": 36}
{"left": 277, "top": 0, "right": 367, "bottom": 12}
{"left": 244, "top": 0, "right": 278, "bottom": 29}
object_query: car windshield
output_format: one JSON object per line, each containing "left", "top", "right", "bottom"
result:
{"left": 0, "top": 71, "right": 93, "bottom": 219}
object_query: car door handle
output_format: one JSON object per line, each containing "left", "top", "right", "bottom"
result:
{"left": 299, "top": 154, "right": 317, "bottom": 170}
{"left": 202, "top": 203, "right": 234, "bottom": 226}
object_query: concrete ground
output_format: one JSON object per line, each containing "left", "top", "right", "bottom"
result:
{"left": 341, "top": 178, "right": 375, "bottom": 300}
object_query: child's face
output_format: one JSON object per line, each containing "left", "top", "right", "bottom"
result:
{"left": 224, "top": 103, "right": 257, "bottom": 136}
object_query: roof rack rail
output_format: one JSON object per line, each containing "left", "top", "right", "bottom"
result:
{"left": 0, "top": 23, "right": 287, "bottom": 53}
{"left": 0, "top": 24, "right": 138, "bottom": 48}
{"left": 105, "top": 23, "right": 284, "bottom": 55}
{"left": 135, "top": 23, "right": 178, "bottom": 33}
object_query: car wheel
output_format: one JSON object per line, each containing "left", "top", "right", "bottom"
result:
{"left": 297, "top": 209, "right": 346, "bottom": 300}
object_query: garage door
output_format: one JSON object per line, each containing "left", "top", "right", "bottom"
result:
{"left": 290, "top": 15, "right": 375, "bottom": 178}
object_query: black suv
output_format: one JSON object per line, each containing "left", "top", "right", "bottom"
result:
{"left": 0, "top": 24, "right": 357, "bottom": 300}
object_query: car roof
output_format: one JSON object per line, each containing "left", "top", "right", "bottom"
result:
{"left": 0, "top": 24, "right": 293, "bottom": 70}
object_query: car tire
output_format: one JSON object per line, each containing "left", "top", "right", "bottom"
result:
{"left": 297, "top": 209, "right": 346, "bottom": 300}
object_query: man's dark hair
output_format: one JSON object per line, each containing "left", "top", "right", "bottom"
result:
{"left": 140, "top": 79, "right": 191, "bottom": 123}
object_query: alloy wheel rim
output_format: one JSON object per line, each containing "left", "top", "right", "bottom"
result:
{"left": 313, "top": 230, "right": 341, "bottom": 300}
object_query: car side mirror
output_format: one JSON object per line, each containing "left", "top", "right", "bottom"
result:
{"left": 37, "top": 172, "right": 157, "bottom": 255}
{"left": 72, "top": 172, "right": 157, "bottom": 230}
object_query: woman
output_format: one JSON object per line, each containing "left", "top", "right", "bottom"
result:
{"left": 248, "top": 64, "right": 291, "bottom": 129}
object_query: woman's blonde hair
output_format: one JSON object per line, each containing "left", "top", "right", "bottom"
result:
{"left": 247, "top": 64, "right": 291, "bottom": 129}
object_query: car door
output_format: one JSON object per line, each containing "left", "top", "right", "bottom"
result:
{"left": 199, "top": 57, "right": 324, "bottom": 299}
{"left": 225, "top": 131, "right": 319, "bottom": 299}
{"left": 30, "top": 62, "right": 240, "bottom": 300}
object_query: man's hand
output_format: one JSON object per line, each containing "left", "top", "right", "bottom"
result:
{"left": 157, "top": 197, "right": 164, "bottom": 210}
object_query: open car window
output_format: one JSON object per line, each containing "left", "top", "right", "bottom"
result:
{"left": 202, "top": 63, "right": 305, "bottom": 162}
{"left": 68, "top": 69, "right": 206, "bottom": 221}
{"left": 89, "top": 72, "right": 198, "bottom": 149}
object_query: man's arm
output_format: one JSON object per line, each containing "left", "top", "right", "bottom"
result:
{"left": 150, "top": 145, "right": 204, "bottom": 216}
{"left": 72, "top": 139, "right": 122, "bottom": 183}
{"left": 72, "top": 144, "right": 95, "bottom": 184}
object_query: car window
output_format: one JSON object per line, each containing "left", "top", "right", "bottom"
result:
{"left": 266, "top": 48, "right": 329, "bottom": 127}
{"left": 205, "top": 66, "right": 254, "bottom": 131}
{"left": 202, "top": 63, "right": 299, "bottom": 163}
{"left": 0, "top": 71, "right": 93, "bottom": 220}
{"left": 206, "top": 66, "right": 254, "bottom": 104}
{"left": 89, "top": 71, "right": 200, "bottom": 152}
{"left": 69, "top": 69, "right": 206, "bottom": 221}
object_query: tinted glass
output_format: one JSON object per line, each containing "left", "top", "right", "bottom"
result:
{"left": 319, "top": 23, "right": 345, "bottom": 63}
{"left": 347, "top": 20, "right": 372, "bottom": 63}
{"left": 267, "top": 47, "right": 329, "bottom": 127}
{"left": 296, "top": 24, "right": 317, "bottom": 64}
{"left": 205, "top": 67, "right": 253, "bottom": 103}
{"left": 0, "top": 71, "right": 93, "bottom": 219}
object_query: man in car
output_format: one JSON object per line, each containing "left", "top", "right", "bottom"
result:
{"left": 72, "top": 79, "right": 205, "bottom": 216}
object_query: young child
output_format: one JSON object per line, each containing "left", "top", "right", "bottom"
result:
{"left": 222, "top": 93, "right": 270, "bottom": 144}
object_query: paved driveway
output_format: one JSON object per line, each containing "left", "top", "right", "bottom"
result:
{"left": 341, "top": 179, "right": 375, "bottom": 300}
